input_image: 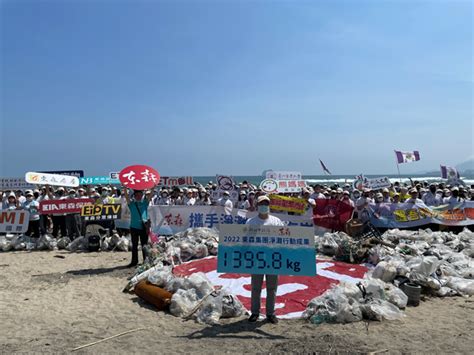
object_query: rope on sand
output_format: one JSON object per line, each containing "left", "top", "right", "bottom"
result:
{"left": 71, "top": 327, "right": 146, "bottom": 351}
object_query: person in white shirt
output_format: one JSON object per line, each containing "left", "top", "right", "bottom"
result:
{"left": 444, "top": 187, "right": 463, "bottom": 205}
{"left": 310, "top": 185, "right": 325, "bottom": 200}
{"left": 406, "top": 188, "right": 423, "bottom": 204}
{"left": 341, "top": 191, "right": 354, "bottom": 207}
{"left": 183, "top": 190, "right": 196, "bottom": 206}
{"left": 237, "top": 191, "right": 250, "bottom": 210}
{"left": 219, "top": 191, "right": 233, "bottom": 214}
{"left": 422, "top": 184, "right": 442, "bottom": 206}
{"left": 246, "top": 195, "right": 283, "bottom": 324}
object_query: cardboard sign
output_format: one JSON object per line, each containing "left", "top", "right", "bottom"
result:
{"left": 158, "top": 176, "right": 193, "bottom": 187}
{"left": 217, "top": 224, "right": 316, "bottom": 276}
{"left": 119, "top": 165, "right": 160, "bottom": 190}
{"left": 352, "top": 174, "right": 391, "bottom": 190}
{"left": 0, "top": 210, "right": 30, "bottom": 233}
{"left": 79, "top": 176, "right": 120, "bottom": 185}
{"left": 216, "top": 175, "right": 235, "bottom": 191}
{"left": 25, "top": 172, "right": 79, "bottom": 187}
{"left": 265, "top": 170, "right": 302, "bottom": 180}
{"left": 81, "top": 204, "right": 122, "bottom": 221}
{"left": 270, "top": 195, "right": 308, "bottom": 214}
{"left": 0, "top": 178, "right": 35, "bottom": 190}
{"left": 39, "top": 198, "right": 94, "bottom": 214}
{"left": 41, "top": 170, "right": 84, "bottom": 178}
{"left": 260, "top": 179, "right": 306, "bottom": 193}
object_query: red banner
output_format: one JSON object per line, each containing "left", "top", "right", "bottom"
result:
{"left": 39, "top": 198, "right": 94, "bottom": 214}
{"left": 174, "top": 256, "right": 367, "bottom": 318}
{"left": 119, "top": 165, "right": 160, "bottom": 190}
{"left": 313, "top": 199, "right": 354, "bottom": 231}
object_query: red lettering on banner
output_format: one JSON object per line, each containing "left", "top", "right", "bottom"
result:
{"left": 0, "top": 211, "right": 16, "bottom": 224}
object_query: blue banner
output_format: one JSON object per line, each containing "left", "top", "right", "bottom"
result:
{"left": 79, "top": 176, "right": 120, "bottom": 185}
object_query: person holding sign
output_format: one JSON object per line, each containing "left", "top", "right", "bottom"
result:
{"left": 124, "top": 188, "right": 150, "bottom": 267}
{"left": 246, "top": 195, "right": 284, "bottom": 324}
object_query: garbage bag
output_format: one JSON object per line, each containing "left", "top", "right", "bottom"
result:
{"left": 185, "top": 273, "right": 215, "bottom": 299}
{"left": 319, "top": 233, "right": 339, "bottom": 256}
{"left": 194, "top": 244, "right": 209, "bottom": 259}
{"left": 446, "top": 277, "right": 474, "bottom": 296}
{"left": 221, "top": 291, "right": 245, "bottom": 318}
{"left": 372, "top": 261, "right": 397, "bottom": 283}
{"left": 115, "top": 236, "right": 130, "bottom": 252}
{"left": 385, "top": 285, "right": 408, "bottom": 309}
{"left": 195, "top": 292, "right": 223, "bottom": 325}
{"left": 0, "top": 235, "right": 12, "bottom": 252}
{"left": 360, "top": 299, "right": 404, "bottom": 321}
{"left": 304, "top": 287, "right": 363, "bottom": 324}
{"left": 67, "top": 236, "right": 87, "bottom": 252}
{"left": 57, "top": 237, "right": 71, "bottom": 250}
{"left": 169, "top": 289, "right": 199, "bottom": 317}
{"left": 11, "top": 235, "right": 26, "bottom": 251}
{"left": 37, "top": 234, "right": 57, "bottom": 251}
{"left": 436, "top": 286, "right": 458, "bottom": 297}
{"left": 147, "top": 266, "right": 174, "bottom": 287}
{"left": 177, "top": 242, "right": 195, "bottom": 262}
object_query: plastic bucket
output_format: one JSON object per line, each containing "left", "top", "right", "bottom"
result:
{"left": 402, "top": 283, "right": 421, "bottom": 307}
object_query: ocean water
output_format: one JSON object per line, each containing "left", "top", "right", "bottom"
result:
{"left": 193, "top": 174, "right": 474, "bottom": 187}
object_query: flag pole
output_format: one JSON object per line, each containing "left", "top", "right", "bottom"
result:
{"left": 394, "top": 151, "right": 402, "bottom": 183}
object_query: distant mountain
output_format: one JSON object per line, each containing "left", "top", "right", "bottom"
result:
{"left": 456, "top": 158, "right": 474, "bottom": 174}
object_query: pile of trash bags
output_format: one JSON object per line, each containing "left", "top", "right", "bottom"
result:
{"left": 304, "top": 278, "right": 408, "bottom": 324}
{"left": 308, "top": 227, "right": 474, "bottom": 324}
{"left": 123, "top": 228, "right": 244, "bottom": 325}
{"left": 0, "top": 233, "right": 132, "bottom": 252}
{"left": 126, "top": 263, "right": 245, "bottom": 325}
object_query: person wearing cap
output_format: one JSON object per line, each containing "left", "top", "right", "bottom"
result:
{"left": 219, "top": 191, "right": 233, "bottom": 215}
{"left": 246, "top": 195, "right": 284, "bottom": 324}
{"left": 444, "top": 187, "right": 463, "bottom": 205}
{"left": 341, "top": 190, "right": 354, "bottom": 207}
{"left": 237, "top": 191, "right": 250, "bottom": 210}
{"left": 155, "top": 189, "right": 171, "bottom": 205}
{"left": 64, "top": 189, "right": 81, "bottom": 240}
{"left": 391, "top": 192, "right": 401, "bottom": 203}
{"left": 46, "top": 185, "right": 68, "bottom": 238}
{"left": 3, "top": 191, "right": 20, "bottom": 210}
{"left": 422, "top": 184, "right": 442, "bottom": 207}
{"left": 381, "top": 188, "right": 391, "bottom": 203}
{"left": 22, "top": 190, "right": 41, "bottom": 238}
{"left": 124, "top": 188, "right": 151, "bottom": 267}
{"left": 183, "top": 190, "right": 196, "bottom": 206}
{"left": 406, "top": 188, "right": 422, "bottom": 204}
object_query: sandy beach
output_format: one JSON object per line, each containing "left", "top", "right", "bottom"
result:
{"left": 0, "top": 250, "right": 472, "bottom": 354}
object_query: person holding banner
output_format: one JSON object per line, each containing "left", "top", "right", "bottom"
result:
{"left": 246, "top": 195, "right": 284, "bottom": 324}
{"left": 124, "top": 188, "right": 150, "bottom": 267}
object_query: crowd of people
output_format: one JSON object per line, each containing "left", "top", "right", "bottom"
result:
{"left": 1, "top": 179, "right": 473, "bottom": 241}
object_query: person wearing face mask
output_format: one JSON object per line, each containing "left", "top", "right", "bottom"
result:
{"left": 422, "top": 184, "right": 442, "bottom": 206}
{"left": 47, "top": 186, "right": 67, "bottom": 238}
{"left": 155, "top": 189, "right": 171, "bottom": 205}
{"left": 219, "top": 191, "right": 233, "bottom": 215}
{"left": 246, "top": 195, "right": 284, "bottom": 324}
{"left": 23, "top": 190, "right": 41, "bottom": 238}
{"left": 341, "top": 191, "right": 354, "bottom": 207}
{"left": 3, "top": 192, "right": 20, "bottom": 210}
{"left": 124, "top": 188, "right": 150, "bottom": 267}
{"left": 65, "top": 189, "right": 82, "bottom": 240}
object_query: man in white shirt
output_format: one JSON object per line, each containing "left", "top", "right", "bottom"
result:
{"left": 219, "top": 191, "right": 233, "bottom": 215}
{"left": 246, "top": 195, "right": 284, "bottom": 324}
{"left": 310, "top": 184, "right": 325, "bottom": 200}
{"left": 422, "top": 184, "right": 442, "bottom": 206}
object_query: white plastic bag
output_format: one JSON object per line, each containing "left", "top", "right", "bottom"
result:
{"left": 170, "top": 289, "right": 199, "bottom": 317}
{"left": 195, "top": 293, "right": 222, "bottom": 325}
{"left": 372, "top": 261, "right": 397, "bottom": 283}
{"left": 147, "top": 266, "right": 174, "bottom": 287}
{"left": 360, "top": 299, "right": 404, "bottom": 321}
{"left": 446, "top": 277, "right": 474, "bottom": 296}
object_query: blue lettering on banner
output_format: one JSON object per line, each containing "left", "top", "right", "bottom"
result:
{"left": 189, "top": 213, "right": 204, "bottom": 228}
{"left": 204, "top": 213, "right": 219, "bottom": 228}
{"left": 217, "top": 245, "right": 316, "bottom": 276}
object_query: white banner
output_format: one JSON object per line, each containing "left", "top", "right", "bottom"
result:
{"left": 25, "top": 172, "right": 80, "bottom": 187}
{"left": 260, "top": 179, "right": 307, "bottom": 193}
{"left": 149, "top": 205, "right": 313, "bottom": 235}
{"left": 0, "top": 210, "right": 30, "bottom": 233}
{"left": 265, "top": 170, "right": 302, "bottom": 180}
{"left": 0, "top": 178, "right": 35, "bottom": 190}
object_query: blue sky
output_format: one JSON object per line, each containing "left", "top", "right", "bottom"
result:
{"left": 1, "top": 0, "right": 472, "bottom": 177}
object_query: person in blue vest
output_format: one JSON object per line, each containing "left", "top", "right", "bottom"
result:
{"left": 246, "top": 195, "right": 284, "bottom": 324}
{"left": 124, "top": 188, "right": 150, "bottom": 267}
